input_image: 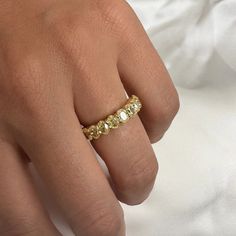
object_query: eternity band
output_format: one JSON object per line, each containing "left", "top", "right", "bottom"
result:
{"left": 82, "top": 95, "right": 142, "bottom": 141}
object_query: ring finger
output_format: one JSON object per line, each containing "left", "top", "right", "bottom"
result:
{"left": 74, "top": 61, "right": 158, "bottom": 205}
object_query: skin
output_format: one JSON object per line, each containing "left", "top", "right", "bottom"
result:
{"left": 0, "top": 0, "right": 179, "bottom": 235}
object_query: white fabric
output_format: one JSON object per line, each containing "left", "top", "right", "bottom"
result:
{"left": 40, "top": 0, "right": 236, "bottom": 235}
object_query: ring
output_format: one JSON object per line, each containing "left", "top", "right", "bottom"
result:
{"left": 82, "top": 95, "right": 142, "bottom": 140}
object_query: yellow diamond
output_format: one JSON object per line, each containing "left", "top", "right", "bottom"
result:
{"left": 116, "top": 109, "right": 129, "bottom": 123}
{"left": 105, "top": 115, "right": 119, "bottom": 129}
{"left": 88, "top": 125, "right": 100, "bottom": 140}
{"left": 125, "top": 104, "right": 134, "bottom": 117}
{"left": 97, "top": 120, "right": 110, "bottom": 135}
{"left": 129, "top": 103, "right": 138, "bottom": 114}
{"left": 83, "top": 127, "right": 92, "bottom": 140}
{"left": 131, "top": 95, "right": 138, "bottom": 102}
{"left": 136, "top": 100, "right": 142, "bottom": 109}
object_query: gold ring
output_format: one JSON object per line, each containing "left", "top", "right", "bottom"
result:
{"left": 82, "top": 95, "right": 142, "bottom": 140}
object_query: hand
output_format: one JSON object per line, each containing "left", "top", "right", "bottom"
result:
{"left": 0, "top": 0, "right": 179, "bottom": 235}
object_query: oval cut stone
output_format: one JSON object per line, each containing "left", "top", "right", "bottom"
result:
{"left": 125, "top": 104, "right": 133, "bottom": 117}
{"left": 117, "top": 109, "right": 129, "bottom": 123}
{"left": 97, "top": 120, "right": 110, "bottom": 135}
{"left": 105, "top": 115, "right": 119, "bottom": 129}
{"left": 82, "top": 127, "right": 92, "bottom": 140}
{"left": 88, "top": 125, "right": 100, "bottom": 139}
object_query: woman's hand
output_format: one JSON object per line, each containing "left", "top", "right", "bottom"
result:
{"left": 0, "top": 0, "right": 179, "bottom": 235}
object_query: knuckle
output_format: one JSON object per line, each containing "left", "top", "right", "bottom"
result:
{"left": 167, "top": 86, "right": 180, "bottom": 119}
{"left": 10, "top": 53, "right": 45, "bottom": 100}
{"left": 6, "top": 52, "right": 54, "bottom": 122}
{"left": 0, "top": 48, "right": 53, "bottom": 129}
{"left": 151, "top": 86, "right": 180, "bottom": 126}
{"left": 45, "top": 8, "right": 79, "bottom": 36}
{"left": 96, "top": 0, "right": 136, "bottom": 35}
{"left": 74, "top": 204, "right": 124, "bottom": 236}
{"left": 43, "top": 4, "right": 91, "bottom": 54}
{"left": 117, "top": 154, "right": 158, "bottom": 205}
{"left": 145, "top": 83, "right": 179, "bottom": 143}
{"left": 43, "top": 4, "right": 85, "bottom": 46}
{"left": 43, "top": 0, "right": 138, "bottom": 46}
{"left": 88, "top": 210, "right": 123, "bottom": 236}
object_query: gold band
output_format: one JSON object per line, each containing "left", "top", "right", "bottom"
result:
{"left": 82, "top": 95, "right": 142, "bottom": 140}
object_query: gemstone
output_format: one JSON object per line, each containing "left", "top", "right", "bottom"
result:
{"left": 132, "top": 100, "right": 142, "bottom": 112}
{"left": 124, "top": 104, "right": 134, "bottom": 117}
{"left": 136, "top": 100, "right": 142, "bottom": 109}
{"left": 105, "top": 115, "right": 119, "bottom": 129}
{"left": 97, "top": 120, "right": 110, "bottom": 135}
{"left": 116, "top": 109, "right": 129, "bottom": 123}
{"left": 88, "top": 125, "right": 100, "bottom": 139}
{"left": 129, "top": 103, "right": 138, "bottom": 114}
{"left": 131, "top": 96, "right": 141, "bottom": 109}
{"left": 82, "top": 127, "right": 92, "bottom": 140}
{"left": 133, "top": 103, "right": 139, "bottom": 110}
